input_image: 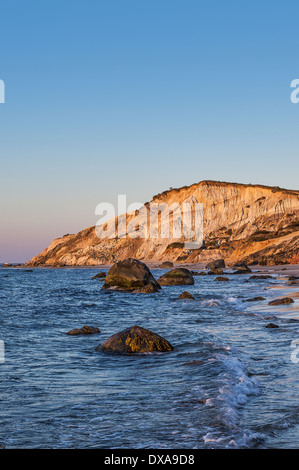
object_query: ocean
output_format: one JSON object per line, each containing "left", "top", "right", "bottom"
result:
{"left": 0, "top": 266, "right": 299, "bottom": 449}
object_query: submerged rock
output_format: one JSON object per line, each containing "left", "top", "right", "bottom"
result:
{"left": 265, "top": 323, "right": 279, "bottom": 328}
{"left": 250, "top": 275, "right": 273, "bottom": 280}
{"left": 66, "top": 325, "right": 101, "bottom": 335}
{"left": 157, "top": 268, "right": 194, "bottom": 286}
{"left": 208, "top": 268, "right": 223, "bottom": 275}
{"left": 102, "top": 258, "right": 160, "bottom": 292}
{"left": 244, "top": 296, "right": 266, "bottom": 302}
{"left": 177, "top": 291, "right": 195, "bottom": 300}
{"left": 215, "top": 276, "right": 230, "bottom": 282}
{"left": 96, "top": 325, "right": 173, "bottom": 354}
{"left": 183, "top": 360, "right": 204, "bottom": 366}
{"left": 268, "top": 297, "right": 294, "bottom": 306}
{"left": 92, "top": 272, "right": 106, "bottom": 279}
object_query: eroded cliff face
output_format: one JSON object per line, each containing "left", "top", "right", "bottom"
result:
{"left": 26, "top": 181, "right": 299, "bottom": 266}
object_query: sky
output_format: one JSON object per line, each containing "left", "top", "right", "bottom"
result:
{"left": 1, "top": 0, "right": 299, "bottom": 262}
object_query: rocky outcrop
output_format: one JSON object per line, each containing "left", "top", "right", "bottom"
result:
{"left": 157, "top": 268, "right": 194, "bottom": 286}
{"left": 249, "top": 275, "right": 273, "bottom": 280}
{"left": 159, "top": 261, "right": 174, "bottom": 268}
{"left": 102, "top": 258, "right": 160, "bottom": 292}
{"left": 66, "top": 325, "right": 100, "bottom": 335}
{"left": 96, "top": 325, "right": 173, "bottom": 354}
{"left": 268, "top": 297, "right": 294, "bottom": 305}
{"left": 244, "top": 296, "right": 266, "bottom": 302}
{"left": 25, "top": 180, "right": 299, "bottom": 267}
{"left": 233, "top": 265, "right": 252, "bottom": 274}
{"left": 177, "top": 291, "right": 195, "bottom": 299}
{"left": 208, "top": 268, "right": 224, "bottom": 275}
{"left": 206, "top": 259, "right": 225, "bottom": 269}
{"left": 92, "top": 272, "right": 106, "bottom": 279}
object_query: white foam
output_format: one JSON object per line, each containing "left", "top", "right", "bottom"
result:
{"left": 202, "top": 352, "right": 263, "bottom": 448}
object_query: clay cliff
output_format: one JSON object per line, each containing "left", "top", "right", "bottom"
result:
{"left": 26, "top": 181, "right": 299, "bottom": 267}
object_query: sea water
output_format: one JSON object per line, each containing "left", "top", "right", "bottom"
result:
{"left": 0, "top": 267, "right": 299, "bottom": 449}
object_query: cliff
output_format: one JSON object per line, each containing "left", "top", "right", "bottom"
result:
{"left": 26, "top": 180, "right": 299, "bottom": 266}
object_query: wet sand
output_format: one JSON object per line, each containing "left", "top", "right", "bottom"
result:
{"left": 241, "top": 264, "right": 299, "bottom": 320}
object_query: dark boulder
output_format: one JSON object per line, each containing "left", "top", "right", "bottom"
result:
{"left": 249, "top": 275, "right": 273, "bottom": 279}
{"left": 157, "top": 268, "right": 194, "bottom": 286}
{"left": 268, "top": 297, "right": 294, "bottom": 306}
{"left": 92, "top": 272, "right": 106, "bottom": 279}
{"left": 265, "top": 323, "right": 279, "bottom": 328}
{"left": 206, "top": 259, "right": 225, "bottom": 270}
{"left": 177, "top": 291, "right": 195, "bottom": 300}
{"left": 233, "top": 264, "right": 252, "bottom": 274}
{"left": 102, "top": 258, "right": 160, "bottom": 292}
{"left": 159, "top": 261, "right": 174, "bottom": 268}
{"left": 96, "top": 325, "right": 173, "bottom": 354}
{"left": 215, "top": 276, "right": 230, "bottom": 282}
{"left": 66, "top": 325, "right": 100, "bottom": 335}
{"left": 208, "top": 268, "right": 224, "bottom": 275}
{"left": 133, "top": 284, "right": 159, "bottom": 294}
{"left": 244, "top": 296, "right": 266, "bottom": 302}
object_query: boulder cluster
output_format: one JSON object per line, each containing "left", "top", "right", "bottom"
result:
{"left": 65, "top": 257, "right": 294, "bottom": 355}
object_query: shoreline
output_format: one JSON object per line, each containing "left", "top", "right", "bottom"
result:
{"left": 1, "top": 262, "right": 299, "bottom": 275}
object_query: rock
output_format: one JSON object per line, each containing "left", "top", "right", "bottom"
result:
{"left": 265, "top": 323, "right": 279, "bottom": 328}
{"left": 159, "top": 261, "right": 174, "bottom": 268}
{"left": 288, "top": 276, "right": 299, "bottom": 281}
{"left": 244, "top": 296, "right": 266, "bottom": 302}
{"left": 183, "top": 360, "right": 204, "bottom": 366}
{"left": 66, "top": 325, "right": 101, "bottom": 335}
{"left": 157, "top": 268, "right": 194, "bottom": 286}
{"left": 233, "top": 264, "right": 252, "bottom": 274}
{"left": 208, "top": 268, "right": 223, "bottom": 275}
{"left": 96, "top": 325, "right": 173, "bottom": 354}
{"left": 198, "top": 271, "right": 207, "bottom": 276}
{"left": 92, "top": 272, "right": 106, "bottom": 279}
{"left": 215, "top": 276, "right": 230, "bottom": 282}
{"left": 268, "top": 297, "right": 294, "bottom": 306}
{"left": 102, "top": 258, "right": 160, "bottom": 292}
{"left": 250, "top": 275, "right": 273, "bottom": 279}
{"left": 190, "top": 270, "right": 201, "bottom": 276}
{"left": 206, "top": 259, "right": 225, "bottom": 270}
{"left": 133, "top": 285, "right": 159, "bottom": 294}
{"left": 177, "top": 291, "right": 195, "bottom": 300}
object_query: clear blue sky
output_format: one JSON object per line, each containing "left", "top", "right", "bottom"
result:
{"left": 1, "top": 0, "right": 299, "bottom": 262}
